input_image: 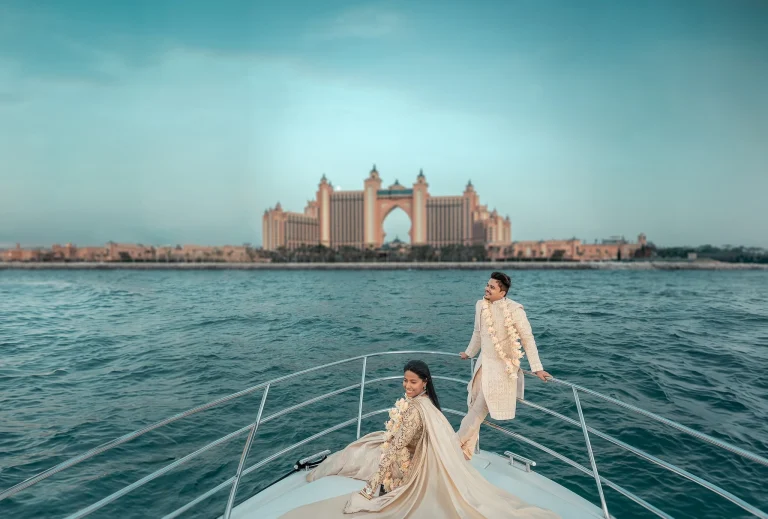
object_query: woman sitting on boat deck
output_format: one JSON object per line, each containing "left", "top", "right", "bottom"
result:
{"left": 279, "top": 360, "right": 560, "bottom": 519}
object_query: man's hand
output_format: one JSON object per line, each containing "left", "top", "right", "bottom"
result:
{"left": 459, "top": 352, "right": 469, "bottom": 360}
{"left": 534, "top": 370, "right": 552, "bottom": 382}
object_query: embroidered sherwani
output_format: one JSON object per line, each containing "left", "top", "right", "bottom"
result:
{"left": 457, "top": 297, "right": 544, "bottom": 458}
{"left": 464, "top": 297, "right": 544, "bottom": 420}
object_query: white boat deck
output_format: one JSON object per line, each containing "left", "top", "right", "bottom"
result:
{"left": 233, "top": 450, "right": 605, "bottom": 519}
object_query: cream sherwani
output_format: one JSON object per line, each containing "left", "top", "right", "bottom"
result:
{"left": 457, "top": 297, "right": 544, "bottom": 456}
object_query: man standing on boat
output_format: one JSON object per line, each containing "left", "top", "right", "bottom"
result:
{"left": 457, "top": 271, "right": 552, "bottom": 459}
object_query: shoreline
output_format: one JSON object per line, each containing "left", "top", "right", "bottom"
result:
{"left": 1, "top": 261, "right": 767, "bottom": 271}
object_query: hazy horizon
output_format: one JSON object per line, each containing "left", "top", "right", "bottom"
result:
{"left": 1, "top": 1, "right": 766, "bottom": 248}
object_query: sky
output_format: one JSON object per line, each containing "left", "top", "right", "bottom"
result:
{"left": 0, "top": 0, "right": 766, "bottom": 248}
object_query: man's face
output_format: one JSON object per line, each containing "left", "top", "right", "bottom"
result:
{"left": 484, "top": 279, "right": 506, "bottom": 302}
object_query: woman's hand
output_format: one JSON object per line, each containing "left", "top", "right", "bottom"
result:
{"left": 359, "top": 486, "right": 375, "bottom": 500}
{"left": 459, "top": 352, "right": 469, "bottom": 360}
{"left": 534, "top": 370, "right": 552, "bottom": 382}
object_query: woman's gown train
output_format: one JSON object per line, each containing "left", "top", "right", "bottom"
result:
{"left": 278, "top": 395, "right": 560, "bottom": 518}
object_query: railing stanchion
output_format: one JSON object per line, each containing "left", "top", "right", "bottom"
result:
{"left": 224, "top": 384, "right": 270, "bottom": 519}
{"left": 573, "top": 387, "right": 610, "bottom": 519}
{"left": 356, "top": 357, "right": 368, "bottom": 439}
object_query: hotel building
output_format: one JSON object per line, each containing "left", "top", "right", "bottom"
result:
{"left": 262, "top": 165, "right": 511, "bottom": 251}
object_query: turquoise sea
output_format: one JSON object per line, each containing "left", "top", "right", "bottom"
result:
{"left": 1, "top": 269, "right": 766, "bottom": 519}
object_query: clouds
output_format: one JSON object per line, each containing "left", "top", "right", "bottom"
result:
{"left": 0, "top": 0, "right": 766, "bottom": 248}
{"left": 306, "top": 3, "right": 403, "bottom": 41}
{"left": 0, "top": 48, "right": 263, "bottom": 244}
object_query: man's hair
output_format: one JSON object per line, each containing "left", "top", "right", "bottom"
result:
{"left": 490, "top": 271, "right": 511, "bottom": 295}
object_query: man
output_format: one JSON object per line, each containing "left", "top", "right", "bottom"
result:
{"left": 457, "top": 271, "right": 552, "bottom": 460}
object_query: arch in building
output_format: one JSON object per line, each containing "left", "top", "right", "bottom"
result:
{"left": 378, "top": 201, "right": 413, "bottom": 244}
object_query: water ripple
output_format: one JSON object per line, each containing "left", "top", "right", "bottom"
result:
{"left": 0, "top": 270, "right": 766, "bottom": 519}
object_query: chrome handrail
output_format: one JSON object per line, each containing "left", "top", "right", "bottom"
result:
{"left": 58, "top": 376, "right": 462, "bottom": 519}
{"left": 542, "top": 376, "right": 768, "bottom": 467}
{"left": 168, "top": 404, "right": 660, "bottom": 519}
{"left": 465, "top": 414, "right": 667, "bottom": 519}
{"left": 61, "top": 405, "right": 392, "bottom": 519}
{"left": 2, "top": 350, "right": 766, "bottom": 519}
{"left": 356, "top": 356, "right": 368, "bottom": 439}
{"left": 468, "top": 416, "right": 672, "bottom": 519}
{"left": 165, "top": 407, "right": 657, "bottom": 519}
{"left": 224, "top": 384, "right": 269, "bottom": 519}
{"left": 62, "top": 422, "right": 255, "bottom": 519}
{"left": 573, "top": 387, "right": 610, "bottom": 519}
{"left": 518, "top": 399, "right": 766, "bottom": 517}
{"left": 0, "top": 350, "right": 455, "bottom": 503}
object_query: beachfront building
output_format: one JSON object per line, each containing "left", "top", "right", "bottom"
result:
{"left": 494, "top": 234, "right": 648, "bottom": 261}
{"left": 154, "top": 245, "right": 256, "bottom": 263}
{"left": 106, "top": 242, "right": 156, "bottom": 262}
{"left": 262, "top": 165, "right": 512, "bottom": 251}
{"left": 2, "top": 243, "right": 266, "bottom": 263}
{"left": 75, "top": 247, "right": 109, "bottom": 262}
{"left": 3, "top": 243, "right": 42, "bottom": 262}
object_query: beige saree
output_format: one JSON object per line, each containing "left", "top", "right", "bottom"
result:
{"left": 279, "top": 394, "right": 560, "bottom": 518}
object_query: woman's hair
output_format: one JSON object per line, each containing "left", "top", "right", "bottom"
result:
{"left": 403, "top": 360, "right": 441, "bottom": 411}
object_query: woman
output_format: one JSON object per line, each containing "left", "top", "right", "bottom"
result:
{"left": 279, "top": 360, "right": 560, "bottom": 518}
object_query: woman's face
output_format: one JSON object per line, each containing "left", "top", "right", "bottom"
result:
{"left": 403, "top": 370, "right": 427, "bottom": 398}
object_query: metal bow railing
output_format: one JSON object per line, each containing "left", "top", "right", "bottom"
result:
{"left": 1, "top": 351, "right": 766, "bottom": 519}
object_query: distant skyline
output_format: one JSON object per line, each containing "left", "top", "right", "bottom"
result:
{"left": 1, "top": 0, "right": 767, "bottom": 248}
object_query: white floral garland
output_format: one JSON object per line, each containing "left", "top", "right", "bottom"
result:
{"left": 376, "top": 397, "right": 411, "bottom": 494}
{"left": 482, "top": 298, "right": 525, "bottom": 379}
{"left": 362, "top": 393, "right": 426, "bottom": 499}
{"left": 380, "top": 396, "right": 409, "bottom": 453}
